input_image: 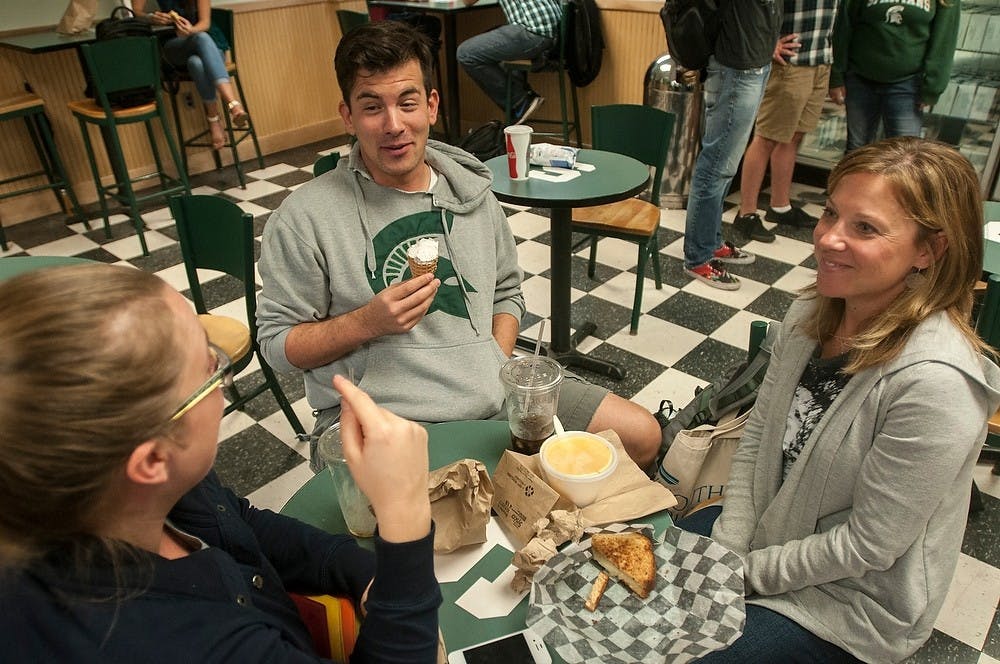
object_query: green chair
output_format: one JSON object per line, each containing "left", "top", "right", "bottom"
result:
{"left": 502, "top": 1, "right": 581, "bottom": 147}
{"left": 168, "top": 194, "right": 305, "bottom": 436}
{"left": 0, "top": 94, "right": 86, "bottom": 252}
{"left": 570, "top": 104, "right": 675, "bottom": 334}
{"left": 336, "top": 9, "right": 370, "bottom": 35}
{"left": 68, "top": 36, "right": 189, "bottom": 256}
{"left": 165, "top": 8, "right": 264, "bottom": 189}
{"left": 313, "top": 152, "right": 341, "bottom": 177}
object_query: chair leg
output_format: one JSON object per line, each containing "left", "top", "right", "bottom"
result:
{"left": 631, "top": 239, "right": 649, "bottom": 335}
{"left": 159, "top": 107, "right": 191, "bottom": 194}
{"left": 257, "top": 351, "right": 306, "bottom": 435}
{"left": 587, "top": 235, "right": 598, "bottom": 279}
{"left": 168, "top": 87, "right": 191, "bottom": 182}
{"left": 144, "top": 120, "right": 168, "bottom": 190}
{"left": 35, "top": 113, "right": 87, "bottom": 228}
{"left": 77, "top": 118, "right": 113, "bottom": 239}
{"left": 106, "top": 123, "right": 149, "bottom": 256}
{"left": 232, "top": 73, "right": 264, "bottom": 169}
{"left": 650, "top": 231, "right": 663, "bottom": 290}
{"left": 220, "top": 101, "right": 246, "bottom": 189}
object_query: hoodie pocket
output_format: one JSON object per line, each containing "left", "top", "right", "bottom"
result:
{"left": 358, "top": 336, "right": 508, "bottom": 423}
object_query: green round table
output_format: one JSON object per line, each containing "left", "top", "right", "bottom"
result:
{"left": 0, "top": 255, "right": 93, "bottom": 281}
{"left": 280, "top": 420, "right": 673, "bottom": 660}
{"left": 486, "top": 149, "right": 650, "bottom": 380}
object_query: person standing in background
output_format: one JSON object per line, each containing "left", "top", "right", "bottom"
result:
{"left": 682, "top": 0, "right": 783, "bottom": 291}
{"left": 733, "top": 0, "right": 840, "bottom": 244}
{"left": 829, "top": 0, "right": 960, "bottom": 151}
{"left": 456, "top": 0, "right": 562, "bottom": 123}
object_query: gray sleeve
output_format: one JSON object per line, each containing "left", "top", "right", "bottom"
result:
{"left": 255, "top": 208, "right": 330, "bottom": 373}
{"left": 490, "top": 197, "right": 525, "bottom": 321}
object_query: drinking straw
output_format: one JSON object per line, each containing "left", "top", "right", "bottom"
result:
{"left": 523, "top": 320, "right": 547, "bottom": 414}
{"left": 552, "top": 414, "right": 566, "bottom": 436}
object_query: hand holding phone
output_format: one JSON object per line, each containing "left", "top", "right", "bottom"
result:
{"left": 447, "top": 629, "right": 550, "bottom": 664}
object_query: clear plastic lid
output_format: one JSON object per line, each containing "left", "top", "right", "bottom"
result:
{"left": 499, "top": 356, "right": 563, "bottom": 390}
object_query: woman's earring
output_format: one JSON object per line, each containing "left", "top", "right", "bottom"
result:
{"left": 905, "top": 268, "right": 927, "bottom": 289}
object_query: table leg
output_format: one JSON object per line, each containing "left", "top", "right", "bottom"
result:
{"left": 546, "top": 207, "right": 625, "bottom": 379}
{"left": 442, "top": 13, "right": 462, "bottom": 144}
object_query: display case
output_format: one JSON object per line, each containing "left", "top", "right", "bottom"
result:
{"left": 796, "top": 0, "right": 1000, "bottom": 201}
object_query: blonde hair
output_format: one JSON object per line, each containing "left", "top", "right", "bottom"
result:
{"left": 0, "top": 264, "right": 184, "bottom": 569}
{"left": 802, "top": 137, "right": 988, "bottom": 373}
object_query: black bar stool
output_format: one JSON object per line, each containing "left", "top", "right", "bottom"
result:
{"left": 0, "top": 94, "right": 86, "bottom": 252}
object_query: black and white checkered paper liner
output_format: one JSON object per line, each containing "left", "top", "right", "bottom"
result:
{"left": 526, "top": 523, "right": 745, "bottom": 663}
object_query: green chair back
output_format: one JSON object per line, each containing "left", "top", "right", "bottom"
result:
{"left": 590, "top": 104, "right": 675, "bottom": 203}
{"left": 211, "top": 7, "right": 235, "bottom": 57}
{"left": 79, "top": 36, "right": 162, "bottom": 111}
{"left": 337, "top": 10, "right": 370, "bottom": 35}
{"left": 168, "top": 194, "right": 256, "bottom": 322}
{"left": 977, "top": 273, "right": 1000, "bottom": 350}
{"left": 313, "top": 153, "right": 341, "bottom": 177}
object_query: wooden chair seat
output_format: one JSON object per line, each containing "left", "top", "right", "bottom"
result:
{"left": 0, "top": 93, "right": 45, "bottom": 118}
{"left": 67, "top": 98, "right": 157, "bottom": 120}
{"left": 571, "top": 198, "right": 660, "bottom": 237}
{"left": 198, "top": 313, "right": 252, "bottom": 363}
{"left": 989, "top": 408, "right": 1000, "bottom": 437}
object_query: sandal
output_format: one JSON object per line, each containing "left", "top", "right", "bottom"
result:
{"left": 207, "top": 115, "right": 225, "bottom": 150}
{"left": 228, "top": 100, "right": 249, "bottom": 128}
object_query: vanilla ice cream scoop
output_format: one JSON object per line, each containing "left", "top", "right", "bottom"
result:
{"left": 406, "top": 237, "right": 439, "bottom": 277}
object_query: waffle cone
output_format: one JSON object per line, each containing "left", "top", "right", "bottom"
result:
{"left": 408, "top": 256, "right": 438, "bottom": 277}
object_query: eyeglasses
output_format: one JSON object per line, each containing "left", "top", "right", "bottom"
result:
{"left": 170, "top": 344, "right": 234, "bottom": 422}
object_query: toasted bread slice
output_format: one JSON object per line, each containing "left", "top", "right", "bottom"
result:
{"left": 590, "top": 532, "right": 656, "bottom": 599}
{"left": 584, "top": 570, "right": 609, "bottom": 612}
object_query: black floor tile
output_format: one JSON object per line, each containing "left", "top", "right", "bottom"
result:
{"left": 569, "top": 343, "right": 668, "bottom": 400}
{"left": 567, "top": 294, "right": 633, "bottom": 341}
{"left": 647, "top": 291, "right": 739, "bottom": 336}
{"left": 213, "top": 424, "right": 305, "bottom": 496}
{"left": 672, "top": 338, "right": 746, "bottom": 383}
{"left": 902, "top": 630, "right": 982, "bottom": 663}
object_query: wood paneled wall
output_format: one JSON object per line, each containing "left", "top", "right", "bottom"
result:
{"left": 0, "top": 0, "right": 666, "bottom": 228}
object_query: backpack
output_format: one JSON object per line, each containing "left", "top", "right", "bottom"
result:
{"left": 659, "top": 0, "right": 721, "bottom": 71}
{"left": 86, "top": 5, "right": 157, "bottom": 109}
{"left": 458, "top": 120, "right": 505, "bottom": 162}
{"left": 654, "top": 321, "right": 779, "bottom": 464}
{"left": 565, "top": 0, "right": 604, "bottom": 88}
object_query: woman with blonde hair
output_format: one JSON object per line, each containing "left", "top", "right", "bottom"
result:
{"left": 679, "top": 137, "right": 1000, "bottom": 662}
{"left": 0, "top": 264, "right": 440, "bottom": 662}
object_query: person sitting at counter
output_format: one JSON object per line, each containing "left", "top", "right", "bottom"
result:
{"left": 0, "top": 264, "right": 441, "bottom": 663}
{"left": 255, "top": 20, "right": 661, "bottom": 472}
{"left": 678, "top": 137, "right": 1000, "bottom": 663}
{"left": 134, "top": 0, "right": 249, "bottom": 150}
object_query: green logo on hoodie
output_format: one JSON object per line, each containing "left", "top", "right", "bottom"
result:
{"left": 367, "top": 210, "right": 475, "bottom": 321}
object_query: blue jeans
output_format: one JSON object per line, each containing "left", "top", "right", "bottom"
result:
{"left": 844, "top": 71, "right": 923, "bottom": 152}
{"left": 683, "top": 57, "right": 770, "bottom": 269}
{"left": 162, "top": 32, "right": 229, "bottom": 103}
{"left": 675, "top": 506, "right": 862, "bottom": 663}
{"left": 456, "top": 24, "right": 553, "bottom": 111}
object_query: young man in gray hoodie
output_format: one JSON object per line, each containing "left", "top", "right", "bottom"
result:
{"left": 256, "top": 21, "right": 660, "bottom": 471}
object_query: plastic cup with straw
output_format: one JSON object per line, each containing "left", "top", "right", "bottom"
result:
{"left": 499, "top": 320, "right": 564, "bottom": 453}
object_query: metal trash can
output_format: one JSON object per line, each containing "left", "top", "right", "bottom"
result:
{"left": 644, "top": 52, "right": 703, "bottom": 209}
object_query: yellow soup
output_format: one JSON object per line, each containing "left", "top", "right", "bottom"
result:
{"left": 544, "top": 435, "right": 612, "bottom": 476}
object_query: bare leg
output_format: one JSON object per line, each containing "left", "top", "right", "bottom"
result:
{"left": 216, "top": 80, "right": 248, "bottom": 127}
{"left": 587, "top": 394, "right": 661, "bottom": 471}
{"left": 204, "top": 100, "right": 224, "bottom": 150}
{"left": 738, "top": 134, "right": 777, "bottom": 217}
{"left": 766, "top": 132, "right": 804, "bottom": 208}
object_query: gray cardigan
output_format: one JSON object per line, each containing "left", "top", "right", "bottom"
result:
{"left": 713, "top": 298, "right": 1000, "bottom": 663}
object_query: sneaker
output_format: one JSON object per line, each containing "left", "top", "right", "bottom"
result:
{"left": 765, "top": 205, "right": 818, "bottom": 228}
{"left": 732, "top": 212, "right": 776, "bottom": 243}
{"left": 713, "top": 241, "right": 755, "bottom": 265}
{"left": 684, "top": 260, "right": 741, "bottom": 290}
{"left": 513, "top": 93, "right": 544, "bottom": 124}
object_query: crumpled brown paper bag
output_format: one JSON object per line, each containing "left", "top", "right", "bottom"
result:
{"left": 56, "top": 0, "right": 98, "bottom": 35}
{"left": 429, "top": 459, "right": 493, "bottom": 554}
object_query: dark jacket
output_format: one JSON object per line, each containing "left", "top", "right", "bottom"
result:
{"left": 0, "top": 472, "right": 441, "bottom": 663}
{"left": 716, "top": 0, "right": 784, "bottom": 69}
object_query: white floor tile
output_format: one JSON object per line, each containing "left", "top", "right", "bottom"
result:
{"left": 218, "top": 408, "right": 256, "bottom": 440}
{"left": 143, "top": 206, "right": 176, "bottom": 229}
{"left": 26, "top": 234, "right": 100, "bottom": 256}
{"left": 247, "top": 163, "right": 298, "bottom": 180}
{"left": 589, "top": 271, "right": 676, "bottom": 312}
{"left": 520, "top": 275, "right": 552, "bottom": 318}
{"left": 515, "top": 239, "right": 552, "bottom": 276}
{"left": 258, "top": 400, "right": 314, "bottom": 452}
{"left": 1, "top": 241, "right": 24, "bottom": 256}
{"left": 973, "top": 463, "right": 1000, "bottom": 501}
{"left": 979, "top": 653, "right": 1000, "bottom": 664}
{"left": 506, "top": 210, "right": 550, "bottom": 239}
{"left": 712, "top": 310, "right": 778, "bottom": 352}
{"left": 630, "top": 368, "right": 708, "bottom": 414}
{"left": 223, "top": 179, "right": 284, "bottom": 201}
{"left": 681, "top": 273, "right": 769, "bottom": 309}
{"left": 750, "top": 236, "right": 815, "bottom": 266}
{"left": 659, "top": 208, "right": 687, "bottom": 233}
{"left": 191, "top": 185, "right": 222, "bottom": 196}
{"left": 605, "top": 317, "right": 705, "bottom": 368}
{"left": 154, "top": 262, "right": 194, "bottom": 293}
{"left": 934, "top": 553, "right": 1000, "bottom": 650}
{"left": 772, "top": 264, "right": 817, "bottom": 294}
{"left": 209, "top": 298, "right": 251, "bottom": 328}
{"left": 101, "top": 229, "right": 175, "bottom": 260}
{"left": 578, "top": 237, "right": 641, "bottom": 271}
{"left": 245, "top": 461, "right": 314, "bottom": 513}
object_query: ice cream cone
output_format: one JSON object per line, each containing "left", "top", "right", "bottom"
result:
{"left": 407, "top": 256, "right": 438, "bottom": 277}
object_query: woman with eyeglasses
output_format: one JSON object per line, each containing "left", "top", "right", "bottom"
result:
{"left": 0, "top": 264, "right": 441, "bottom": 663}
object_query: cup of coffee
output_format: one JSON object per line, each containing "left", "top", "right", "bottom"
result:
{"left": 504, "top": 125, "right": 533, "bottom": 181}
{"left": 538, "top": 432, "right": 618, "bottom": 507}
{"left": 499, "top": 356, "right": 563, "bottom": 454}
{"left": 317, "top": 423, "right": 377, "bottom": 537}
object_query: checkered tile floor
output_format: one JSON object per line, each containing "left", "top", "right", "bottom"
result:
{"left": 3, "top": 138, "right": 999, "bottom": 663}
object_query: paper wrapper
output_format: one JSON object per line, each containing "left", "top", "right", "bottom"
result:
{"left": 56, "top": 0, "right": 98, "bottom": 34}
{"left": 495, "top": 430, "right": 677, "bottom": 590}
{"left": 407, "top": 256, "right": 438, "bottom": 277}
{"left": 429, "top": 459, "right": 493, "bottom": 553}
{"left": 527, "top": 524, "right": 746, "bottom": 663}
